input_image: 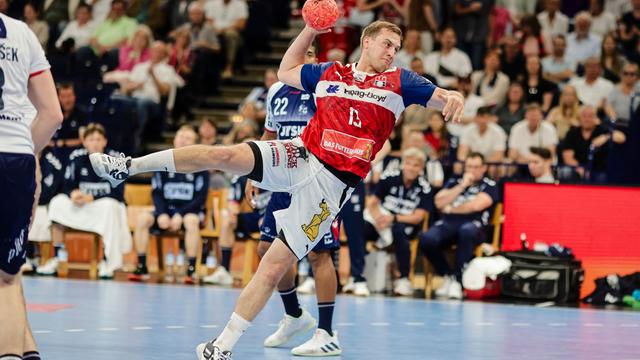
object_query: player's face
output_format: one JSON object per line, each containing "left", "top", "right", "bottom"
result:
{"left": 83, "top": 132, "right": 107, "bottom": 154}
{"left": 401, "top": 157, "right": 424, "bottom": 182}
{"left": 528, "top": 154, "right": 545, "bottom": 178}
{"left": 365, "top": 29, "right": 401, "bottom": 72}
{"left": 464, "top": 157, "right": 486, "bottom": 182}
{"left": 304, "top": 46, "right": 318, "bottom": 65}
{"left": 174, "top": 129, "right": 197, "bottom": 148}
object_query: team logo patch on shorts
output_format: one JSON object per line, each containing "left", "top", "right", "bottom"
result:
{"left": 283, "top": 142, "right": 309, "bottom": 168}
{"left": 301, "top": 199, "right": 331, "bottom": 242}
{"left": 321, "top": 129, "right": 374, "bottom": 162}
{"left": 268, "top": 141, "right": 280, "bottom": 167}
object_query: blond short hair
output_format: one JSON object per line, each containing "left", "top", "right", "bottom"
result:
{"left": 402, "top": 147, "right": 426, "bottom": 164}
{"left": 360, "top": 21, "right": 403, "bottom": 47}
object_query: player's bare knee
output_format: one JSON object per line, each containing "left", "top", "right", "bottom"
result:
{"left": 257, "top": 241, "right": 271, "bottom": 258}
{"left": 259, "top": 260, "right": 288, "bottom": 288}
{"left": 137, "top": 212, "right": 154, "bottom": 230}
{"left": 183, "top": 213, "right": 200, "bottom": 232}
{"left": 308, "top": 250, "right": 331, "bottom": 269}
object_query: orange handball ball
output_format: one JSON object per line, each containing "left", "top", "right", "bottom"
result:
{"left": 302, "top": 0, "right": 340, "bottom": 30}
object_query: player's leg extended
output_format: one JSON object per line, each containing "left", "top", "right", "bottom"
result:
{"left": 291, "top": 250, "right": 342, "bottom": 356}
{"left": 0, "top": 271, "right": 26, "bottom": 359}
{"left": 20, "top": 281, "right": 39, "bottom": 360}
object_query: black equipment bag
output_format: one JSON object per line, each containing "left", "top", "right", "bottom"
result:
{"left": 500, "top": 251, "right": 584, "bottom": 303}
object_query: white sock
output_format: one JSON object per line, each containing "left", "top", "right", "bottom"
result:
{"left": 129, "top": 149, "right": 176, "bottom": 175}
{"left": 214, "top": 312, "right": 251, "bottom": 352}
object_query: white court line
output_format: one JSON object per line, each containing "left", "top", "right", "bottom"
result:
{"left": 200, "top": 324, "right": 219, "bottom": 328}
{"left": 511, "top": 323, "right": 531, "bottom": 327}
{"left": 370, "top": 322, "right": 390, "bottom": 326}
{"left": 166, "top": 325, "right": 185, "bottom": 329}
{"left": 620, "top": 324, "right": 639, "bottom": 327}
{"left": 476, "top": 322, "right": 494, "bottom": 326}
{"left": 132, "top": 326, "right": 152, "bottom": 330}
{"left": 439, "top": 322, "right": 460, "bottom": 326}
{"left": 584, "top": 323, "right": 603, "bottom": 327}
{"left": 405, "top": 322, "right": 425, "bottom": 326}
{"left": 267, "top": 323, "right": 279, "bottom": 327}
{"left": 548, "top": 323, "right": 567, "bottom": 327}
{"left": 33, "top": 330, "right": 51, "bottom": 334}
{"left": 335, "top": 322, "right": 354, "bottom": 326}
{"left": 98, "top": 327, "right": 119, "bottom": 331}
{"left": 64, "top": 329, "right": 85, "bottom": 332}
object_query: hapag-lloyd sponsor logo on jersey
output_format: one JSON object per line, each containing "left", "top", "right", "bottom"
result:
{"left": 321, "top": 129, "right": 374, "bottom": 162}
{"left": 342, "top": 88, "right": 387, "bottom": 103}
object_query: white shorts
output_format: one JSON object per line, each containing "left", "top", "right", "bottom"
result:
{"left": 249, "top": 138, "right": 354, "bottom": 259}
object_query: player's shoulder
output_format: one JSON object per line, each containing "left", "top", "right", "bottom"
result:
{"left": 399, "top": 68, "right": 434, "bottom": 87}
{"left": 69, "top": 148, "right": 88, "bottom": 161}
{"left": 267, "top": 81, "right": 287, "bottom": 99}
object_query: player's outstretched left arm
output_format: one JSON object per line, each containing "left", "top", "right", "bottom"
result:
{"left": 426, "top": 87, "right": 465, "bottom": 123}
{"left": 29, "top": 70, "right": 63, "bottom": 153}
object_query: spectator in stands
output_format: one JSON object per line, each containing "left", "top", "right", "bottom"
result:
{"left": 537, "top": 0, "right": 569, "bottom": 52}
{"left": 508, "top": 103, "right": 559, "bottom": 163}
{"left": 410, "top": 57, "right": 438, "bottom": 85}
{"left": 528, "top": 146, "right": 555, "bottom": 183}
{"left": 55, "top": 3, "right": 97, "bottom": 52}
{"left": 407, "top": 0, "right": 438, "bottom": 53}
{"left": 326, "top": 48, "right": 346, "bottom": 63}
{"left": 113, "top": 41, "right": 184, "bottom": 153}
{"left": 518, "top": 14, "right": 546, "bottom": 58}
{"left": 568, "top": 56, "right": 615, "bottom": 107}
{"left": 376, "top": 0, "right": 409, "bottom": 26}
{"left": 168, "top": 0, "right": 193, "bottom": 30}
{"left": 116, "top": 25, "right": 153, "bottom": 72}
{"left": 50, "top": 83, "right": 88, "bottom": 166}
{"left": 364, "top": 148, "right": 433, "bottom": 296}
{"left": 168, "top": 27, "right": 193, "bottom": 77}
{"left": 204, "top": 0, "right": 249, "bottom": 79}
{"left": 471, "top": 49, "right": 509, "bottom": 106}
{"left": 605, "top": 62, "right": 639, "bottom": 129}
{"left": 424, "top": 27, "right": 472, "bottom": 89}
{"left": 497, "top": 0, "right": 536, "bottom": 25}
{"left": 562, "top": 105, "right": 626, "bottom": 182}
{"left": 241, "top": 68, "right": 278, "bottom": 121}
{"left": 522, "top": 55, "right": 557, "bottom": 113}
{"left": 129, "top": 126, "right": 209, "bottom": 284}
{"left": 204, "top": 160, "right": 272, "bottom": 286}
{"left": 198, "top": 118, "right": 229, "bottom": 189}
{"left": 600, "top": 33, "right": 627, "bottom": 83}
{"left": 589, "top": 0, "right": 617, "bottom": 37}
{"left": 24, "top": 3, "right": 48, "bottom": 49}
{"left": 453, "top": 75, "right": 485, "bottom": 132}
{"left": 605, "top": 0, "right": 632, "bottom": 18}
{"left": 92, "top": 0, "right": 115, "bottom": 24}
{"left": 223, "top": 118, "right": 259, "bottom": 145}
{"left": 41, "top": 0, "right": 70, "bottom": 46}
{"left": 619, "top": 0, "right": 640, "bottom": 59}
{"left": 40, "top": 124, "right": 132, "bottom": 278}
{"left": 424, "top": 112, "right": 450, "bottom": 162}
{"left": 546, "top": 84, "right": 580, "bottom": 140}
{"left": 79, "top": 0, "right": 137, "bottom": 71}
{"left": 25, "top": 147, "right": 64, "bottom": 271}
{"left": 453, "top": 0, "right": 494, "bottom": 69}
{"left": 494, "top": 82, "right": 526, "bottom": 135}
{"left": 394, "top": 29, "right": 426, "bottom": 70}
{"left": 566, "top": 11, "right": 602, "bottom": 65}
{"left": 420, "top": 152, "right": 498, "bottom": 299}
{"left": 542, "top": 35, "right": 576, "bottom": 84}
{"left": 458, "top": 106, "right": 507, "bottom": 164}
{"left": 127, "top": 0, "right": 165, "bottom": 35}
{"left": 500, "top": 35, "right": 526, "bottom": 81}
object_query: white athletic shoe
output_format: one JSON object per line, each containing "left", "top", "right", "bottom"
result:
{"left": 291, "top": 329, "right": 342, "bottom": 356}
{"left": 98, "top": 261, "right": 114, "bottom": 279}
{"left": 196, "top": 339, "right": 232, "bottom": 360}
{"left": 264, "top": 308, "right": 317, "bottom": 347}
{"left": 342, "top": 277, "right": 355, "bottom": 293}
{"left": 352, "top": 281, "right": 370, "bottom": 297}
{"left": 435, "top": 275, "right": 454, "bottom": 298}
{"left": 394, "top": 277, "right": 413, "bottom": 297}
{"left": 448, "top": 280, "right": 463, "bottom": 300}
{"left": 36, "top": 257, "right": 59, "bottom": 276}
{"left": 297, "top": 277, "right": 316, "bottom": 294}
{"left": 89, "top": 152, "right": 131, "bottom": 187}
{"left": 203, "top": 267, "right": 233, "bottom": 286}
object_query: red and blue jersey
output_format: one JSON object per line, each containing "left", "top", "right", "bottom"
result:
{"left": 299, "top": 62, "right": 437, "bottom": 179}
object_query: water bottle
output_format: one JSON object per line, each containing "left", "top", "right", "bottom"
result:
{"left": 176, "top": 250, "right": 186, "bottom": 277}
{"left": 57, "top": 246, "right": 68, "bottom": 277}
{"left": 206, "top": 252, "right": 217, "bottom": 274}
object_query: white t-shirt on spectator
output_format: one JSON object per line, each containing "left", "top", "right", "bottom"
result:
{"left": 566, "top": 33, "right": 602, "bottom": 64}
{"left": 130, "top": 62, "right": 183, "bottom": 104}
{"left": 508, "top": 120, "right": 558, "bottom": 158}
{"left": 394, "top": 50, "right": 426, "bottom": 71}
{"left": 591, "top": 12, "right": 617, "bottom": 37}
{"left": 424, "top": 49, "right": 472, "bottom": 88}
{"left": 568, "top": 76, "right": 615, "bottom": 107}
{"left": 204, "top": 0, "right": 248, "bottom": 31}
{"left": 460, "top": 123, "right": 507, "bottom": 160}
{"left": 91, "top": 0, "right": 111, "bottom": 25}
{"left": 55, "top": 20, "right": 97, "bottom": 49}
{"left": 447, "top": 94, "right": 485, "bottom": 137}
{"left": 537, "top": 11, "right": 569, "bottom": 38}
{"left": 604, "top": 0, "right": 632, "bottom": 18}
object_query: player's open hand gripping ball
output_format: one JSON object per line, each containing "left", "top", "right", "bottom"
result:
{"left": 302, "top": 0, "right": 340, "bottom": 30}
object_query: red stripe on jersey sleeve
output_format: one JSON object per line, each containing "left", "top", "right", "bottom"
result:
{"left": 29, "top": 70, "right": 46, "bottom": 79}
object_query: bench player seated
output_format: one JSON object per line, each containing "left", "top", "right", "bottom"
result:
{"left": 39, "top": 124, "right": 132, "bottom": 278}
{"left": 23, "top": 146, "right": 64, "bottom": 272}
{"left": 129, "top": 125, "right": 209, "bottom": 284}
{"left": 364, "top": 148, "right": 434, "bottom": 296}
{"left": 204, "top": 171, "right": 271, "bottom": 285}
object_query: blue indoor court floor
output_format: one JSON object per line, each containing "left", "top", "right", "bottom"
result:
{"left": 23, "top": 277, "right": 640, "bottom": 360}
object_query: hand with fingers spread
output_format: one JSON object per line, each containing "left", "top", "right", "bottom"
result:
{"left": 441, "top": 90, "right": 465, "bottom": 123}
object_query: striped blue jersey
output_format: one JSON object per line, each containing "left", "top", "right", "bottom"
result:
{"left": 264, "top": 81, "right": 316, "bottom": 140}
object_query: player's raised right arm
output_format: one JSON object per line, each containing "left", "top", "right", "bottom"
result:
{"left": 278, "top": 26, "right": 322, "bottom": 90}
{"left": 29, "top": 70, "right": 63, "bottom": 154}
